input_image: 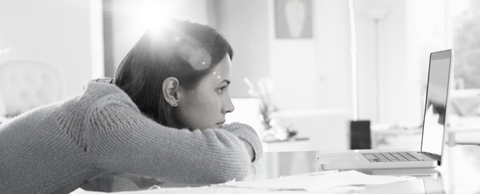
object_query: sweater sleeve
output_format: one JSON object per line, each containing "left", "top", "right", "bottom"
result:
{"left": 223, "top": 123, "right": 263, "bottom": 162}
{"left": 85, "top": 96, "right": 251, "bottom": 184}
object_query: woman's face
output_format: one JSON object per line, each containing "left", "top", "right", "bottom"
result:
{"left": 176, "top": 54, "right": 235, "bottom": 130}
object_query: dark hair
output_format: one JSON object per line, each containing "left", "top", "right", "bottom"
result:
{"left": 114, "top": 20, "right": 233, "bottom": 125}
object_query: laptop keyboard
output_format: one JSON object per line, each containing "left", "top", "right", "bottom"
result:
{"left": 362, "top": 152, "right": 433, "bottom": 162}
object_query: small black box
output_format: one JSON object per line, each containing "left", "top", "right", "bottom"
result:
{"left": 350, "top": 120, "right": 371, "bottom": 149}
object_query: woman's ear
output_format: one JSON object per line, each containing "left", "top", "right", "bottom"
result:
{"left": 162, "top": 77, "right": 180, "bottom": 107}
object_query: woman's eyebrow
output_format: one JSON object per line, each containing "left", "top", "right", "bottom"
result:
{"left": 220, "top": 79, "right": 231, "bottom": 85}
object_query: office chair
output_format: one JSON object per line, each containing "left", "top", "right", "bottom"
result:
{"left": 0, "top": 60, "right": 64, "bottom": 121}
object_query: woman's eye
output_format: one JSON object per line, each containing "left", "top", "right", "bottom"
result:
{"left": 218, "top": 86, "right": 227, "bottom": 94}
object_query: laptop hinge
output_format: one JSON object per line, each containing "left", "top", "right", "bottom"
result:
{"left": 420, "top": 152, "right": 441, "bottom": 163}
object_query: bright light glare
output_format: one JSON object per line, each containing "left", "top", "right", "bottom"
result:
{"left": 450, "top": 0, "right": 469, "bottom": 17}
{"left": 133, "top": 4, "right": 171, "bottom": 33}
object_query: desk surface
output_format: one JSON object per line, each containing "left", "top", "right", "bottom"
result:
{"left": 72, "top": 145, "right": 480, "bottom": 193}
{"left": 251, "top": 145, "right": 480, "bottom": 193}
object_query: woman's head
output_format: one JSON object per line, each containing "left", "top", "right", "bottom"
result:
{"left": 115, "top": 19, "right": 234, "bottom": 130}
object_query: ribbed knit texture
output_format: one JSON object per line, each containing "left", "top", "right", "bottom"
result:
{"left": 0, "top": 81, "right": 263, "bottom": 194}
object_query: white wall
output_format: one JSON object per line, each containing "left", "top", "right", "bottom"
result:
{"left": 269, "top": 0, "right": 353, "bottom": 111}
{"left": 354, "top": 0, "right": 449, "bottom": 125}
{"left": 355, "top": 0, "right": 409, "bottom": 124}
{"left": 0, "top": 0, "right": 102, "bottom": 98}
{"left": 313, "top": 0, "right": 353, "bottom": 110}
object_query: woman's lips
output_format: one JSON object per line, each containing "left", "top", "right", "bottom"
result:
{"left": 216, "top": 121, "right": 225, "bottom": 128}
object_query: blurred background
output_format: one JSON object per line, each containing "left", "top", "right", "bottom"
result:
{"left": 1, "top": 0, "right": 479, "bottom": 152}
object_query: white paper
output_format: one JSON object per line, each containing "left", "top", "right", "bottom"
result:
{"left": 72, "top": 170, "right": 415, "bottom": 193}
{"left": 73, "top": 186, "right": 328, "bottom": 194}
{"left": 224, "top": 170, "right": 416, "bottom": 192}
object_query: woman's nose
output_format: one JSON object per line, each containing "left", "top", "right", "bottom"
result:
{"left": 224, "top": 97, "right": 235, "bottom": 114}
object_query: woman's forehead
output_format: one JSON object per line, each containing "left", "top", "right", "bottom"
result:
{"left": 212, "top": 54, "right": 231, "bottom": 77}
{"left": 203, "top": 54, "right": 232, "bottom": 84}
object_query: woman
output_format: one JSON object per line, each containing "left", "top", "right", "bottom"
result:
{"left": 0, "top": 20, "right": 262, "bottom": 193}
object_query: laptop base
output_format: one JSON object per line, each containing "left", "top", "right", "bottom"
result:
{"left": 316, "top": 151, "right": 438, "bottom": 171}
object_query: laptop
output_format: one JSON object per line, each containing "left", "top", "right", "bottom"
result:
{"left": 316, "top": 49, "right": 453, "bottom": 170}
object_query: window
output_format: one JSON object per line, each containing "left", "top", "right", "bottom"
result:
{"left": 452, "top": 0, "right": 480, "bottom": 89}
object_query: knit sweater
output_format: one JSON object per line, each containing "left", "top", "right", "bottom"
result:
{"left": 0, "top": 81, "right": 263, "bottom": 194}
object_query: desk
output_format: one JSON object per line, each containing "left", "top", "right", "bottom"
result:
{"left": 253, "top": 145, "right": 480, "bottom": 193}
{"left": 72, "top": 145, "right": 480, "bottom": 193}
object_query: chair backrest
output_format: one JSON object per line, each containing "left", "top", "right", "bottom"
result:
{"left": 0, "top": 60, "right": 64, "bottom": 117}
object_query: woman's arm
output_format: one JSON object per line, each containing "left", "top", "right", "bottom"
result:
{"left": 85, "top": 96, "right": 252, "bottom": 184}
{"left": 223, "top": 123, "right": 263, "bottom": 162}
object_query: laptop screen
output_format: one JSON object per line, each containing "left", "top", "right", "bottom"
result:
{"left": 421, "top": 50, "right": 452, "bottom": 156}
